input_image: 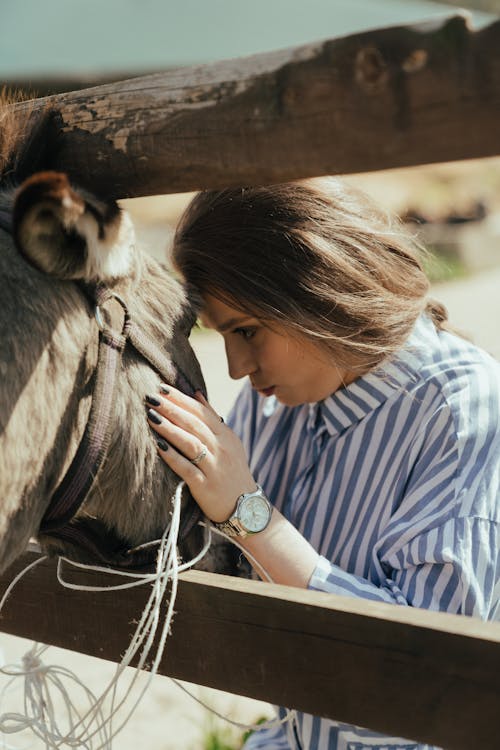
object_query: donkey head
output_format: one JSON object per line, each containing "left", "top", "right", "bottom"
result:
{"left": 0, "top": 170, "right": 220, "bottom": 573}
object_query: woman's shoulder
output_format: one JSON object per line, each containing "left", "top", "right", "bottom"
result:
{"left": 399, "top": 315, "right": 500, "bottom": 446}
{"left": 400, "top": 314, "right": 500, "bottom": 390}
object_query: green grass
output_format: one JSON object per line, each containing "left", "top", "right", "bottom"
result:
{"left": 198, "top": 715, "right": 270, "bottom": 750}
{"left": 197, "top": 713, "right": 242, "bottom": 750}
{"left": 202, "top": 730, "right": 240, "bottom": 750}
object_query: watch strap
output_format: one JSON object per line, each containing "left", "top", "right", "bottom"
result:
{"left": 215, "top": 517, "right": 249, "bottom": 538}
{"left": 214, "top": 485, "right": 271, "bottom": 539}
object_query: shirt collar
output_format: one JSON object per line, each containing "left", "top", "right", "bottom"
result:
{"left": 308, "top": 314, "right": 437, "bottom": 437}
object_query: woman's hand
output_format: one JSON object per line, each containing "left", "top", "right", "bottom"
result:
{"left": 146, "top": 385, "right": 320, "bottom": 587}
{"left": 145, "top": 386, "right": 256, "bottom": 523}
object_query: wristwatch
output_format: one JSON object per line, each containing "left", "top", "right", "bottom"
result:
{"left": 214, "top": 485, "right": 273, "bottom": 539}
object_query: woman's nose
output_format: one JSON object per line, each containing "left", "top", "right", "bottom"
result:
{"left": 225, "top": 339, "right": 256, "bottom": 380}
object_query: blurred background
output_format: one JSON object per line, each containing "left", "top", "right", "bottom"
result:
{"left": 1, "top": 1, "right": 500, "bottom": 748}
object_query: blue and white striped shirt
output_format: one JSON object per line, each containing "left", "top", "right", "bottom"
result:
{"left": 228, "top": 314, "right": 500, "bottom": 750}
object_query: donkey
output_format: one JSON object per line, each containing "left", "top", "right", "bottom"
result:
{"left": 0, "top": 98, "right": 230, "bottom": 575}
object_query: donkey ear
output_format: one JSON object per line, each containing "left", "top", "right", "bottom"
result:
{"left": 13, "top": 171, "right": 135, "bottom": 282}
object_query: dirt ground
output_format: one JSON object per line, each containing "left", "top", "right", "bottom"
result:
{"left": 1, "top": 267, "right": 499, "bottom": 749}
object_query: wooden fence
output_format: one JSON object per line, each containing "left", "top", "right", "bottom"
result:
{"left": 2, "top": 11, "right": 500, "bottom": 749}
{"left": 7, "top": 12, "right": 500, "bottom": 199}
{"left": 1, "top": 550, "right": 500, "bottom": 749}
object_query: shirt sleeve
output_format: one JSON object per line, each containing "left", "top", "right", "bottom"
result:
{"left": 310, "top": 516, "right": 499, "bottom": 618}
{"left": 309, "top": 375, "right": 500, "bottom": 621}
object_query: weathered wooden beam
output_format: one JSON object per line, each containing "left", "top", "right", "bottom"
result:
{"left": 1, "top": 551, "right": 499, "bottom": 749}
{"left": 3, "top": 72, "right": 156, "bottom": 98}
{"left": 4, "top": 13, "right": 500, "bottom": 199}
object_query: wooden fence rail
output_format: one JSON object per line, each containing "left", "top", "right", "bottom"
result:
{"left": 4, "top": 12, "right": 500, "bottom": 199}
{"left": 1, "top": 551, "right": 499, "bottom": 750}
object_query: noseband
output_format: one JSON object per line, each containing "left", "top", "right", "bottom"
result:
{"left": 0, "top": 215, "right": 202, "bottom": 569}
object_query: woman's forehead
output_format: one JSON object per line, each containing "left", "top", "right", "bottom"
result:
{"left": 200, "top": 293, "right": 257, "bottom": 331}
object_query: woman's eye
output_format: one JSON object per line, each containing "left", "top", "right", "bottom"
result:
{"left": 234, "top": 327, "right": 256, "bottom": 340}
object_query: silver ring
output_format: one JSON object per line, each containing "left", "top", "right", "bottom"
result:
{"left": 190, "top": 446, "right": 207, "bottom": 465}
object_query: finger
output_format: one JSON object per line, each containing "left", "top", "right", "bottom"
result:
{"left": 158, "top": 385, "right": 224, "bottom": 434}
{"left": 194, "top": 390, "right": 225, "bottom": 425}
{"left": 158, "top": 384, "right": 202, "bottom": 415}
{"left": 147, "top": 408, "right": 210, "bottom": 465}
{"left": 145, "top": 393, "right": 213, "bottom": 446}
{"left": 154, "top": 436, "right": 207, "bottom": 488}
{"left": 146, "top": 396, "right": 214, "bottom": 444}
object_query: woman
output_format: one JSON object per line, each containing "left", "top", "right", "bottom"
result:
{"left": 146, "top": 178, "right": 500, "bottom": 749}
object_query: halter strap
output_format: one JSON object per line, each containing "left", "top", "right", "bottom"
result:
{"left": 1, "top": 210, "right": 202, "bottom": 566}
{"left": 40, "top": 290, "right": 129, "bottom": 532}
{"left": 38, "top": 282, "right": 202, "bottom": 565}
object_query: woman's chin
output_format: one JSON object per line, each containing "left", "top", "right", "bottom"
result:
{"left": 275, "top": 390, "right": 305, "bottom": 407}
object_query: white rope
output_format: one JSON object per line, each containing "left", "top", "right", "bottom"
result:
{"left": 0, "top": 644, "right": 110, "bottom": 747}
{"left": 0, "top": 486, "right": 294, "bottom": 748}
{"left": 0, "top": 554, "right": 47, "bottom": 613}
{"left": 0, "top": 482, "right": 187, "bottom": 749}
{"left": 170, "top": 521, "right": 297, "bottom": 734}
{"left": 199, "top": 521, "right": 274, "bottom": 583}
{"left": 170, "top": 678, "right": 296, "bottom": 734}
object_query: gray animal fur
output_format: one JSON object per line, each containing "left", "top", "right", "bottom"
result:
{"left": 0, "top": 178, "right": 211, "bottom": 572}
{"left": 0, "top": 95, "right": 248, "bottom": 578}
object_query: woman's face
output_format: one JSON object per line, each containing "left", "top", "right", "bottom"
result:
{"left": 201, "top": 294, "right": 358, "bottom": 406}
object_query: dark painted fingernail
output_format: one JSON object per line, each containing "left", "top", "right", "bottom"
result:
{"left": 159, "top": 384, "right": 170, "bottom": 395}
{"left": 156, "top": 437, "right": 169, "bottom": 451}
{"left": 145, "top": 394, "right": 161, "bottom": 407}
{"left": 147, "top": 408, "right": 162, "bottom": 424}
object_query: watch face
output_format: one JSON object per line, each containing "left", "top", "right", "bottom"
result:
{"left": 239, "top": 494, "right": 270, "bottom": 533}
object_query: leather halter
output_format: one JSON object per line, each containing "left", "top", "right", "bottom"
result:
{"left": 40, "top": 283, "right": 202, "bottom": 568}
{"left": 40, "top": 285, "right": 130, "bottom": 533}
{"left": 0, "top": 215, "right": 202, "bottom": 568}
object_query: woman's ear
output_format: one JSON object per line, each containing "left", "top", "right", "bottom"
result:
{"left": 13, "top": 171, "right": 135, "bottom": 282}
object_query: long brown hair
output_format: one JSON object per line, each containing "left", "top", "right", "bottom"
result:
{"left": 173, "top": 177, "right": 447, "bottom": 371}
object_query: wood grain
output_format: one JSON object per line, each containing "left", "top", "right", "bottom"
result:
{"left": 5, "top": 14, "right": 500, "bottom": 198}
{"left": 1, "top": 552, "right": 499, "bottom": 748}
